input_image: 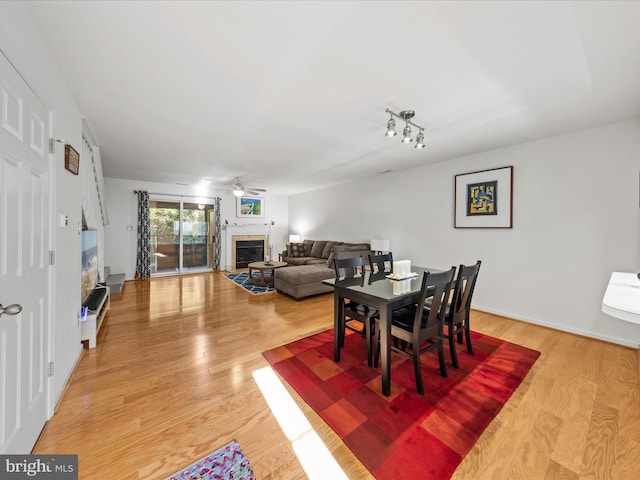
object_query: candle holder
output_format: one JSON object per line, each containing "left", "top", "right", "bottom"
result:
{"left": 264, "top": 244, "right": 274, "bottom": 265}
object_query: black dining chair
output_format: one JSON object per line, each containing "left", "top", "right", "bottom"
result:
{"left": 440, "top": 260, "right": 481, "bottom": 368}
{"left": 368, "top": 252, "right": 393, "bottom": 274}
{"left": 374, "top": 267, "right": 456, "bottom": 395}
{"left": 334, "top": 256, "right": 366, "bottom": 277}
{"left": 334, "top": 256, "right": 378, "bottom": 367}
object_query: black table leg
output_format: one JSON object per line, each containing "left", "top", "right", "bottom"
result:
{"left": 380, "top": 304, "right": 392, "bottom": 396}
{"left": 333, "top": 291, "right": 342, "bottom": 362}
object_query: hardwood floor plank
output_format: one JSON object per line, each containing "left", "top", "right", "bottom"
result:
{"left": 33, "top": 273, "right": 640, "bottom": 479}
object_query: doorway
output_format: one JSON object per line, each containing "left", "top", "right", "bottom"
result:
{"left": 149, "top": 199, "right": 214, "bottom": 275}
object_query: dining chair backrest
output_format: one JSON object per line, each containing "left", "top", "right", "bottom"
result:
{"left": 368, "top": 252, "right": 393, "bottom": 274}
{"left": 449, "top": 261, "right": 481, "bottom": 325}
{"left": 414, "top": 268, "right": 456, "bottom": 336}
{"left": 334, "top": 256, "right": 365, "bottom": 277}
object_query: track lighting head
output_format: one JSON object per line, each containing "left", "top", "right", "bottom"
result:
{"left": 385, "top": 117, "right": 397, "bottom": 137}
{"left": 402, "top": 124, "right": 412, "bottom": 143}
{"left": 385, "top": 108, "right": 426, "bottom": 149}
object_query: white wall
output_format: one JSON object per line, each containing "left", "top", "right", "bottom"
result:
{"left": 0, "top": 2, "right": 84, "bottom": 403}
{"left": 104, "top": 178, "right": 289, "bottom": 278}
{"left": 289, "top": 119, "right": 640, "bottom": 347}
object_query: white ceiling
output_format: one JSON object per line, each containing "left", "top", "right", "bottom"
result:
{"left": 26, "top": 1, "right": 640, "bottom": 195}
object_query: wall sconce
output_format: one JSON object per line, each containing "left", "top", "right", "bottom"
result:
{"left": 289, "top": 234, "right": 302, "bottom": 243}
{"left": 371, "top": 239, "right": 390, "bottom": 254}
{"left": 385, "top": 108, "right": 426, "bottom": 149}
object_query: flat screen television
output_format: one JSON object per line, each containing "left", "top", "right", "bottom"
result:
{"left": 81, "top": 229, "right": 99, "bottom": 304}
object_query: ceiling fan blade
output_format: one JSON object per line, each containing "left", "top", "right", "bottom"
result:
{"left": 248, "top": 187, "right": 267, "bottom": 192}
{"left": 245, "top": 189, "right": 265, "bottom": 195}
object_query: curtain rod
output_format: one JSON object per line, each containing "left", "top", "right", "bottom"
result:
{"left": 133, "top": 191, "right": 220, "bottom": 201}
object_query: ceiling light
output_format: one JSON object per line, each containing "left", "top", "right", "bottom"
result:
{"left": 233, "top": 187, "right": 244, "bottom": 197}
{"left": 402, "top": 124, "right": 412, "bottom": 143}
{"left": 385, "top": 116, "right": 397, "bottom": 137}
{"left": 385, "top": 108, "right": 426, "bottom": 149}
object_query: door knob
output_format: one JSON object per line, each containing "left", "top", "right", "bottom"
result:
{"left": 0, "top": 303, "right": 22, "bottom": 317}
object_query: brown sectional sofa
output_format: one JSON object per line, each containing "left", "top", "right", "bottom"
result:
{"left": 274, "top": 240, "right": 371, "bottom": 299}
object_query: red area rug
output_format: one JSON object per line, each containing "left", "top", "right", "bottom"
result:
{"left": 263, "top": 329, "right": 539, "bottom": 479}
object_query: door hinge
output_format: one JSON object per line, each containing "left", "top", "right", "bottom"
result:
{"left": 49, "top": 138, "right": 66, "bottom": 154}
{"left": 48, "top": 250, "right": 55, "bottom": 265}
{"left": 48, "top": 361, "right": 54, "bottom": 377}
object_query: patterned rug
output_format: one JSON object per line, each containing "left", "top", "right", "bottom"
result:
{"left": 164, "top": 439, "right": 255, "bottom": 480}
{"left": 263, "top": 329, "right": 540, "bottom": 479}
{"left": 225, "top": 272, "right": 276, "bottom": 294}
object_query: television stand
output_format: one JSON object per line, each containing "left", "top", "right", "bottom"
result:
{"left": 81, "top": 286, "right": 110, "bottom": 348}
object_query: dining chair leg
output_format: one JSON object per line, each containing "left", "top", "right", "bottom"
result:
{"left": 464, "top": 327, "right": 473, "bottom": 355}
{"left": 365, "top": 323, "right": 373, "bottom": 367}
{"left": 374, "top": 334, "right": 380, "bottom": 369}
{"left": 437, "top": 340, "right": 448, "bottom": 378}
{"left": 464, "top": 313, "right": 473, "bottom": 354}
{"left": 448, "top": 329, "right": 460, "bottom": 368}
{"left": 413, "top": 348, "right": 424, "bottom": 395}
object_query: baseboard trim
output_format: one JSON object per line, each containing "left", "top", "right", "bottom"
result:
{"left": 472, "top": 305, "right": 640, "bottom": 349}
{"left": 53, "top": 346, "right": 85, "bottom": 415}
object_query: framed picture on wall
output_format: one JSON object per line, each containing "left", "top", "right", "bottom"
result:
{"left": 236, "top": 196, "right": 264, "bottom": 218}
{"left": 64, "top": 144, "right": 80, "bottom": 175}
{"left": 454, "top": 166, "right": 513, "bottom": 228}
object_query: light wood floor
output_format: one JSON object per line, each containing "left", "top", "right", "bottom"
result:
{"left": 33, "top": 272, "right": 640, "bottom": 479}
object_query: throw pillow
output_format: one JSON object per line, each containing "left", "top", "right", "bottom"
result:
{"left": 289, "top": 243, "right": 306, "bottom": 257}
{"left": 310, "top": 241, "right": 327, "bottom": 258}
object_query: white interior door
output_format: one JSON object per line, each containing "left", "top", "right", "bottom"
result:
{"left": 0, "top": 51, "right": 51, "bottom": 453}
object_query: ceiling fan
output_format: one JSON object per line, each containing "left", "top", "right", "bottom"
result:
{"left": 230, "top": 177, "right": 267, "bottom": 197}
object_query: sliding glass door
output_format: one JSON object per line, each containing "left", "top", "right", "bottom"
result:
{"left": 150, "top": 199, "right": 214, "bottom": 275}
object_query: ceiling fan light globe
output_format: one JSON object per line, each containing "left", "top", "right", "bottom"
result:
{"left": 233, "top": 189, "right": 244, "bottom": 197}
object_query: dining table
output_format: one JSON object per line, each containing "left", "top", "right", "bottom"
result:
{"left": 323, "top": 265, "right": 440, "bottom": 396}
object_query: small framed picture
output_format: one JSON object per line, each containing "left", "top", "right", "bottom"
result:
{"left": 454, "top": 166, "right": 513, "bottom": 228}
{"left": 64, "top": 144, "right": 80, "bottom": 175}
{"left": 236, "top": 196, "right": 264, "bottom": 218}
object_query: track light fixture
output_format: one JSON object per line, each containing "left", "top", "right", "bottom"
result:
{"left": 385, "top": 108, "right": 426, "bottom": 149}
{"left": 385, "top": 116, "right": 397, "bottom": 137}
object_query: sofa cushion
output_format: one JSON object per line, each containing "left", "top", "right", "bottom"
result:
{"left": 285, "top": 257, "right": 317, "bottom": 265}
{"left": 275, "top": 264, "right": 335, "bottom": 284}
{"left": 328, "top": 244, "right": 372, "bottom": 269}
{"left": 274, "top": 264, "right": 335, "bottom": 299}
{"left": 310, "top": 241, "right": 327, "bottom": 258}
{"left": 307, "top": 258, "right": 329, "bottom": 265}
{"left": 288, "top": 243, "right": 306, "bottom": 257}
{"left": 321, "top": 241, "right": 340, "bottom": 259}
{"left": 303, "top": 239, "right": 315, "bottom": 256}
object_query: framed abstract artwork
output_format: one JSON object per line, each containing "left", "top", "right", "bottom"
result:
{"left": 236, "top": 196, "right": 264, "bottom": 218}
{"left": 454, "top": 166, "right": 513, "bottom": 228}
